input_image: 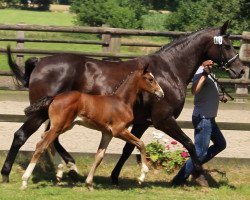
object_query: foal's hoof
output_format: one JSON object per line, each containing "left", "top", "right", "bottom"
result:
{"left": 86, "top": 183, "right": 94, "bottom": 191}
{"left": 56, "top": 176, "right": 62, "bottom": 183}
{"left": 20, "top": 181, "right": 28, "bottom": 190}
{"left": 20, "top": 185, "right": 27, "bottom": 190}
{"left": 2, "top": 175, "right": 9, "bottom": 183}
{"left": 137, "top": 177, "right": 144, "bottom": 185}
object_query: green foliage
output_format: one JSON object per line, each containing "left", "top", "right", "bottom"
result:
{"left": 147, "top": 0, "right": 179, "bottom": 11}
{"left": 2, "top": 0, "right": 52, "bottom": 10}
{"left": 70, "top": 0, "right": 148, "bottom": 29}
{"left": 142, "top": 12, "right": 167, "bottom": 31}
{"left": 146, "top": 140, "right": 188, "bottom": 173}
{"left": 165, "top": 0, "right": 250, "bottom": 33}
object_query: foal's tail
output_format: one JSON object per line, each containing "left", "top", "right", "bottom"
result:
{"left": 24, "top": 96, "right": 54, "bottom": 117}
{"left": 7, "top": 45, "right": 39, "bottom": 88}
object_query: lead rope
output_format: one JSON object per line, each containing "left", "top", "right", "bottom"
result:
{"left": 208, "top": 73, "right": 234, "bottom": 101}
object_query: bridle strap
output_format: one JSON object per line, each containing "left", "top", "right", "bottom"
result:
{"left": 221, "top": 54, "right": 239, "bottom": 69}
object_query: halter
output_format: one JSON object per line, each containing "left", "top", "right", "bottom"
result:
{"left": 210, "top": 35, "right": 238, "bottom": 101}
{"left": 213, "top": 35, "right": 239, "bottom": 70}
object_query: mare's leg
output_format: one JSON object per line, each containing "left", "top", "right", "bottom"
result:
{"left": 21, "top": 128, "right": 60, "bottom": 189}
{"left": 154, "top": 117, "right": 202, "bottom": 173}
{"left": 85, "top": 132, "right": 112, "bottom": 191}
{"left": 111, "top": 123, "right": 149, "bottom": 185}
{"left": 116, "top": 129, "right": 149, "bottom": 184}
{"left": 1, "top": 113, "right": 46, "bottom": 183}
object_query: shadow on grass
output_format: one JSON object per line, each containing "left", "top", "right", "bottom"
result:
{"left": 14, "top": 152, "right": 236, "bottom": 191}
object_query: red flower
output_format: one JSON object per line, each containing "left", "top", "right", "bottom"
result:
{"left": 181, "top": 152, "right": 188, "bottom": 157}
{"left": 171, "top": 141, "right": 177, "bottom": 145}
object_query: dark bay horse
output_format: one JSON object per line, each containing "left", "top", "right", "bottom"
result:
{"left": 21, "top": 65, "right": 164, "bottom": 190}
{"left": 2, "top": 21, "right": 245, "bottom": 184}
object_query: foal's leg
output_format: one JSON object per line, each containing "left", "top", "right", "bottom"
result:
{"left": 1, "top": 113, "right": 46, "bottom": 183}
{"left": 44, "top": 122, "right": 78, "bottom": 182}
{"left": 117, "top": 129, "right": 149, "bottom": 184}
{"left": 85, "top": 132, "right": 112, "bottom": 191}
{"left": 111, "top": 123, "right": 149, "bottom": 184}
{"left": 53, "top": 138, "right": 78, "bottom": 181}
{"left": 21, "top": 128, "right": 60, "bottom": 189}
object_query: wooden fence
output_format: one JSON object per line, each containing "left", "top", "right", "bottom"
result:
{"left": 1, "top": 114, "right": 250, "bottom": 131}
{"left": 0, "top": 24, "right": 249, "bottom": 92}
{"left": 0, "top": 25, "right": 249, "bottom": 131}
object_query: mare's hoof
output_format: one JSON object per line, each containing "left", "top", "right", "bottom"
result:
{"left": 194, "top": 164, "right": 203, "bottom": 174}
{"left": 110, "top": 173, "right": 119, "bottom": 186}
{"left": 68, "top": 170, "right": 79, "bottom": 182}
{"left": 111, "top": 177, "right": 119, "bottom": 186}
{"left": 2, "top": 175, "right": 9, "bottom": 183}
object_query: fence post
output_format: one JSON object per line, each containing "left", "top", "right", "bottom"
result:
{"left": 237, "top": 31, "right": 250, "bottom": 102}
{"left": 16, "top": 23, "right": 25, "bottom": 67}
{"left": 109, "top": 34, "right": 121, "bottom": 54}
{"left": 101, "top": 24, "right": 121, "bottom": 59}
{"left": 102, "top": 24, "right": 111, "bottom": 53}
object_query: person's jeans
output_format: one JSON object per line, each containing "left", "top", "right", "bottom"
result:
{"left": 173, "top": 115, "right": 227, "bottom": 181}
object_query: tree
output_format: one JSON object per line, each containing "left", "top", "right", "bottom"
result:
{"left": 70, "top": 0, "right": 148, "bottom": 29}
{"left": 164, "top": 0, "right": 249, "bottom": 33}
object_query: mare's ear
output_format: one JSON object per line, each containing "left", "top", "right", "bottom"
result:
{"left": 220, "top": 20, "right": 230, "bottom": 35}
{"left": 143, "top": 64, "right": 149, "bottom": 74}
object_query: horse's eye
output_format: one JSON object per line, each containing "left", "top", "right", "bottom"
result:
{"left": 224, "top": 45, "right": 231, "bottom": 50}
{"left": 148, "top": 78, "right": 154, "bottom": 83}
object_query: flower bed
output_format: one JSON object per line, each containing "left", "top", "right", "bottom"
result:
{"left": 145, "top": 131, "right": 189, "bottom": 173}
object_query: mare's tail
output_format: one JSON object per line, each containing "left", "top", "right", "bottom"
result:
{"left": 7, "top": 45, "right": 39, "bottom": 88}
{"left": 24, "top": 96, "right": 54, "bottom": 117}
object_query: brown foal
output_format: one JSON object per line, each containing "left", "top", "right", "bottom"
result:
{"left": 21, "top": 64, "right": 164, "bottom": 190}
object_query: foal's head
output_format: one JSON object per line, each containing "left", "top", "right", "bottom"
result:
{"left": 138, "top": 65, "right": 164, "bottom": 99}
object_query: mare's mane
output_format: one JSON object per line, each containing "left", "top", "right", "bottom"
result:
{"left": 155, "top": 27, "right": 217, "bottom": 54}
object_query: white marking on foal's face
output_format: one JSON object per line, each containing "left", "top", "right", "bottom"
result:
{"left": 149, "top": 72, "right": 154, "bottom": 78}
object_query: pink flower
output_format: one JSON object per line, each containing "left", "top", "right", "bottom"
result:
{"left": 181, "top": 152, "right": 188, "bottom": 157}
{"left": 166, "top": 145, "right": 170, "bottom": 150}
{"left": 171, "top": 141, "right": 177, "bottom": 145}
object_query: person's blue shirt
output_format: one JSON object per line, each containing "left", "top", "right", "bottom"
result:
{"left": 192, "top": 66, "right": 220, "bottom": 118}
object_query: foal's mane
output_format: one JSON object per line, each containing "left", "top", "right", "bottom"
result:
{"left": 110, "top": 60, "right": 146, "bottom": 95}
{"left": 111, "top": 70, "right": 135, "bottom": 95}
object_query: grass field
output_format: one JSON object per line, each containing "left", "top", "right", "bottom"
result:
{"left": 0, "top": 152, "right": 250, "bottom": 200}
{"left": 0, "top": 9, "right": 74, "bottom": 26}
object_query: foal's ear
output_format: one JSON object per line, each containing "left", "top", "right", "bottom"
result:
{"left": 220, "top": 20, "right": 230, "bottom": 35}
{"left": 143, "top": 64, "right": 149, "bottom": 74}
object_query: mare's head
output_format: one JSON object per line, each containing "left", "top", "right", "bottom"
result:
{"left": 205, "top": 21, "right": 245, "bottom": 78}
{"left": 137, "top": 64, "right": 164, "bottom": 99}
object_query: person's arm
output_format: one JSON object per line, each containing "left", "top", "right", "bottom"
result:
{"left": 191, "top": 60, "right": 214, "bottom": 95}
{"left": 191, "top": 75, "right": 207, "bottom": 94}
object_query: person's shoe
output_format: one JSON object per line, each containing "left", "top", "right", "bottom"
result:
{"left": 193, "top": 174, "right": 209, "bottom": 187}
{"left": 171, "top": 176, "right": 187, "bottom": 187}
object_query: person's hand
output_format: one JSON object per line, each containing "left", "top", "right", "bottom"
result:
{"left": 202, "top": 60, "right": 214, "bottom": 67}
{"left": 220, "top": 96, "right": 228, "bottom": 103}
{"left": 202, "top": 60, "right": 214, "bottom": 76}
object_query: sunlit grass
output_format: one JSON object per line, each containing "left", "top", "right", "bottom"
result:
{"left": 0, "top": 152, "right": 249, "bottom": 200}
